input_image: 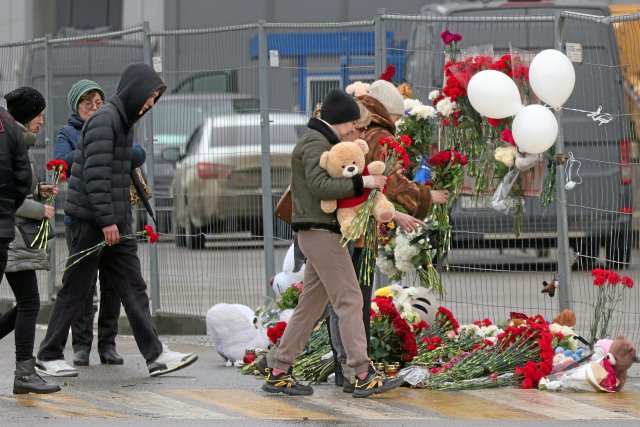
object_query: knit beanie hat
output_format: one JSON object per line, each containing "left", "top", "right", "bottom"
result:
{"left": 3, "top": 86, "right": 46, "bottom": 125}
{"left": 68, "top": 79, "right": 105, "bottom": 114}
{"left": 320, "top": 89, "right": 360, "bottom": 125}
{"left": 368, "top": 80, "right": 405, "bottom": 116}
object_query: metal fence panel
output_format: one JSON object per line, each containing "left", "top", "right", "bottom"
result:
{"left": 386, "top": 10, "right": 639, "bottom": 347}
{"left": 0, "top": 12, "right": 638, "bottom": 348}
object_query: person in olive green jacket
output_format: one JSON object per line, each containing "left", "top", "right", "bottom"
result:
{"left": 260, "top": 89, "right": 403, "bottom": 398}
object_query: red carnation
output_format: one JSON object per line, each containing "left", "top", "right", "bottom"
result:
{"left": 144, "top": 224, "right": 159, "bottom": 243}
{"left": 622, "top": 276, "right": 634, "bottom": 289}
{"left": 500, "top": 129, "right": 516, "bottom": 146}
{"left": 267, "top": 321, "right": 287, "bottom": 344}
{"left": 379, "top": 65, "right": 396, "bottom": 82}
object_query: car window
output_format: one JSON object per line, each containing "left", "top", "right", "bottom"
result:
{"left": 208, "top": 123, "right": 304, "bottom": 147}
{"left": 152, "top": 99, "right": 235, "bottom": 140}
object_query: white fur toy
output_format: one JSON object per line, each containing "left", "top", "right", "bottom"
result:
{"left": 271, "top": 244, "right": 305, "bottom": 297}
{"left": 206, "top": 303, "right": 270, "bottom": 366}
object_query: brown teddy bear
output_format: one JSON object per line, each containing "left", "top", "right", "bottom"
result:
{"left": 319, "top": 139, "right": 395, "bottom": 237}
{"left": 608, "top": 335, "right": 637, "bottom": 391}
{"left": 552, "top": 309, "right": 576, "bottom": 327}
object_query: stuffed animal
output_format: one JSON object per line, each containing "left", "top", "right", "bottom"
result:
{"left": 392, "top": 286, "right": 437, "bottom": 324}
{"left": 541, "top": 273, "right": 559, "bottom": 297}
{"left": 319, "top": 139, "right": 395, "bottom": 236}
{"left": 552, "top": 309, "right": 576, "bottom": 327}
{"left": 206, "top": 303, "right": 270, "bottom": 366}
{"left": 270, "top": 243, "right": 305, "bottom": 297}
{"left": 608, "top": 335, "right": 637, "bottom": 391}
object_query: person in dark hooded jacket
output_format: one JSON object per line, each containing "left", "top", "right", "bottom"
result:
{"left": 37, "top": 63, "right": 198, "bottom": 378}
{"left": 54, "top": 79, "right": 147, "bottom": 367}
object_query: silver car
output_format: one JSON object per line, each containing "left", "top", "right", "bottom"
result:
{"left": 166, "top": 112, "right": 308, "bottom": 248}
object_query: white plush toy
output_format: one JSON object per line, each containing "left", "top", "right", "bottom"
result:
{"left": 206, "top": 303, "right": 270, "bottom": 366}
{"left": 206, "top": 303, "right": 295, "bottom": 367}
{"left": 393, "top": 286, "right": 437, "bottom": 324}
{"left": 271, "top": 244, "right": 305, "bottom": 297}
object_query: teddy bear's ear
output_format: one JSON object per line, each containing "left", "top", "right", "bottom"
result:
{"left": 354, "top": 139, "right": 369, "bottom": 155}
{"left": 319, "top": 151, "right": 329, "bottom": 170}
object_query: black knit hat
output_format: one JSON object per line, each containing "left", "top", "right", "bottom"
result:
{"left": 4, "top": 86, "right": 46, "bottom": 125}
{"left": 320, "top": 89, "right": 360, "bottom": 125}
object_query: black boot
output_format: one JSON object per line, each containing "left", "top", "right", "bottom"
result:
{"left": 14, "top": 358, "right": 61, "bottom": 395}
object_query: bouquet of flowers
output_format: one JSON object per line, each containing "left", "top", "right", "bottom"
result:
{"left": 376, "top": 221, "right": 443, "bottom": 296}
{"left": 397, "top": 98, "right": 437, "bottom": 178}
{"left": 341, "top": 135, "right": 411, "bottom": 244}
{"left": 292, "top": 320, "right": 334, "bottom": 383}
{"left": 31, "top": 159, "right": 68, "bottom": 249}
{"left": 427, "top": 314, "right": 554, "bottom": 390}
{"left": 276, "top": 282, "right": 302, "bottom": 310}
{"left": 427, "top": 149, "right": 468, "bottom": 257}
{"left": 63, "top": 224, "right": 159, "bottom": 270}
{"left": 588, "top": 268, "right": 635, "bottom": 344}
{"left": 369, "top": 296, "right": 419, "bottom": 366}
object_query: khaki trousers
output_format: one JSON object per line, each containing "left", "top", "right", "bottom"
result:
{"left": 274, "top": 229, "right": 370, "bottom": 375}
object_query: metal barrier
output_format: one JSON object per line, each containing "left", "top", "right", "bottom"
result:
{"left": 0, "top": 11, "right": 638, "bottom": 347}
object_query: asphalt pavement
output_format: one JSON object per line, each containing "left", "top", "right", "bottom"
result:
{"left": 0, "top": 326, "right": 639, "bottom": 427}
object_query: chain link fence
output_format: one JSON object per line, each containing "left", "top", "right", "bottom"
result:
{"left": 0, "top": 9, "right": 639, "bottom": 345}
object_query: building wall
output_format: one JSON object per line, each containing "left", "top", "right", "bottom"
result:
{"left": 122, "top": 0, "right": 164, "bottom": 31}
{"left": 0, "top": 0, "right": 31, "bottom": 43}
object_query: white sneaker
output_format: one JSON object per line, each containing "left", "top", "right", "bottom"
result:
{"left": 147, "top": 344, "right": 198, "bottom": 377}
{"left": 35, "top": 359, "right": 78, "bottom": 377}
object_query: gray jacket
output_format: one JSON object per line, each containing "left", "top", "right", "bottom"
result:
{"left": 6, "top": 125, "right": 50, "bottom": 273}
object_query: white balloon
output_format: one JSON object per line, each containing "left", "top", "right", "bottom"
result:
{"left": 467, "top": 70, "right": 522, "bottom": 119}
{"left": 512, "top": 105, "right": 558, "bottom": 154}
{"left": 529, "top": 49, "right": 575, "bottom": 108}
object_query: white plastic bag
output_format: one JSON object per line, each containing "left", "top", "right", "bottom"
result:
{"left": 491, "top": 169, "right": 522, "bottom": 213}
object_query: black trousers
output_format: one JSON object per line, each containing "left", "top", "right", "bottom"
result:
{"left": 0, "top": 257, "right": 41, "bottom": 362}
{"left": 38, "top": 219, "right": 162, "bottom": 363}
{"left": 64, "top": 227, "right": 120, "bottom": 353}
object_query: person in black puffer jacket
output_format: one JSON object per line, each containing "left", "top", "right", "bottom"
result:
{"left": 54, "top": 79, "right": 147, "bottom": 367}
{"left": 1, "top": 88, "right": 60, "bottom": 394}
{"left": 37, "top": 63, "right": 198, "bottom": 378}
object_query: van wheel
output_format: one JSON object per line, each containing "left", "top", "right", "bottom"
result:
{"left": 188, "top": 222, "right": 206, "bottom": 250}
{"left": 606, "top": 228, "right": 632, "bottom": 269}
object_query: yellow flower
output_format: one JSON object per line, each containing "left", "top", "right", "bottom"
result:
{"left": 374, "top": 286, "right": 392, "bottom": 297}
{"left": 387, "top": 221, "right": 396, "bottom": 230}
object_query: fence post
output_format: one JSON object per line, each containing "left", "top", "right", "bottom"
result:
{"left": 553, "top": 12, "right": 574, "bottom": 311}
{"left": 142, "top": 21, "right": 161, "bottom": 315}
{"left": 44, "top": 33, "right": 56, "bottom": 302}
{"left": 375, "top": 8, "right": 386, "bottom": 77}
{"left": 258, "top": 20, "right": 276, "bottom": 299}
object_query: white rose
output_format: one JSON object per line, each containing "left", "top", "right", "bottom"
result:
{"left": 428, "top": 90, "right": 440, "bottom": 101}
{"left": 494, "top": 146, "right": 517, "bottom": 167}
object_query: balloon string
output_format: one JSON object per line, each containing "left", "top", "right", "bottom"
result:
{"left": 564, "top": 151, "right": 582, "bottom": 190}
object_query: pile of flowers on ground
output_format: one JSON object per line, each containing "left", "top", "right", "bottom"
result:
{"left": 369, "top": 295, "right": 419, "bottom": 366}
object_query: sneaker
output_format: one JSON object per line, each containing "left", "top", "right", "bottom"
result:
{"left": 35, "top": 359, "right": 78, "bottom": 377}
{"left": 343, "top": 376, "right": 355, "bottom": 393}
{"left": 255, "top": 354, "right": 270, "bottom": 376}
{"left": 147, "top": 344, "right": 198, "bottom": 377}
{"left": 261, "top": 368, "right": 314, "bottom": 396}
{"left": 352, "top": 363, "right": 403, "bottom": 398}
